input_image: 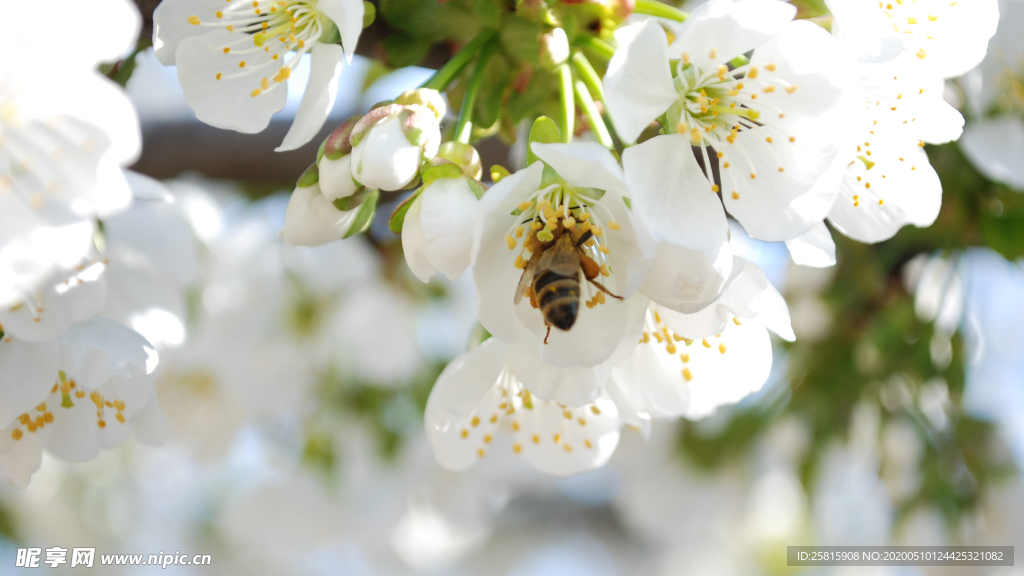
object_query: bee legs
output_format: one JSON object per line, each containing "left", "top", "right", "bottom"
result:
{"left": 544, "top": 326, "right": 551, "bottom": 345}
{"left": 586, "top": 278, "right": 624, "bottom": 301}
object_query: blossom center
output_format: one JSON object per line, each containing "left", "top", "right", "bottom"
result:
{"left": 8, "top": 371, "right": 128, "bottom": 442}
{"left": 640, "top": 308, "right": 734, "bottom": 383}
{"left": 666, "top": 55, "right": 799, "bottom": 200}
{"left": 458, "top": 375, "right": 602, "bottom": 458}
{"left": 188, "top": 0, "right": 329, "bottom": 97}
{"left": 504, "top": 182, "right": 621, "bottom": 309}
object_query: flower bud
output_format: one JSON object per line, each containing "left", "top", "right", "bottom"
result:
{"left": 538, "top": 28, "right": 570, "bottom": 71}
{"left": 317, "top": 116, "right": 362, "bottom": 201}
{"left": 437, "top": 141, "right": 483, "bottom": 180}
{"left": 348, "top": 98, "right": 443, "bottom": 191}
{"left": 393, "top": 88, "right": 447, "bottom": 121}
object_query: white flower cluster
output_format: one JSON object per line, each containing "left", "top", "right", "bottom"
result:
{"left": 0, "top": 1, "right": 200, "bottom": 487}
{"left": 262, "top": 0, "right": 1000, "bottom": 476}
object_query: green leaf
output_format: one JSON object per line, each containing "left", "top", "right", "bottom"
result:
{"left": 344, "top": 189, "right": 380, "bottom": 239}
{"left": 383, "top": 34, "right": 432, "bottom": 68}
{"left": 526, "top": 116, "right": 560, "bottom": 165}
{"left": 622, "top": 196, "right": 632, "bottom": 209}
{"left": 362, "top": 1, "right": 377, "bottom": 27}
{"left": 333, "top": 187, "right": 371, "bottom": 211}
{"left": 297, "top": 163, "right": 320, "bottom": 188}
{"left": 490, "top": 165, "right": 511, "bottom": 183}
{"left": 389, "top": 189, "right": 423, "bottom": 234}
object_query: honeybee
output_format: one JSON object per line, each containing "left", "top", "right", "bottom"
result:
{"left": 514, "top": 227, "right": 622, "bottom": 343}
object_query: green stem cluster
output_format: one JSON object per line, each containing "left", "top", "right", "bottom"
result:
{"left": 634, "top": 0, "right": 689, "bottom": 22}
{"left": 454, "top": 39, "right": 499, "bottom": 144}
{"left": 420, "top": 30, "right": 498, "bottom": 92}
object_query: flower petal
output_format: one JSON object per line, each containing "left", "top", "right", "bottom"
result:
{"left": 350, "top": 114, "right": 426, "bottom": 191}
{"left": 401, "top": 198, "right": 439, "bottom": 283}
{"left": 420, "top": 178, "right": 478, "bottom": 281}
{"left": 680, "top": 318, "right": 773, "bottom": 420}
{"left": 507, "top": 338, "right": 612, "bottom": 407}
{"left": 0, "top": 424, "right": 43, "bottom": 489}
{"left": 153, "top": 0, "right": 219, "bottom": 65}
{"left": 58, "top": 317, "right": 156, "bottom": 390}
{"left": 515, "top": 390, "right": 622, "bottom": 476}
{"left": 277, "top": 43, "right": 346, "bottom": 152}
{"left": 318, "top": 0, "right": 366, "bottom": 62}
{"left": 785, "top": 222, "right": 836, "bottom": 268}
{"left": 604, "top": 20, "right": 679, "bottom": 143}
{"left": 531, "top": 142, "right": 627, "bottom": 193}
{"left": 319, "top": 154, "right": 359, "bottom": 201}
{"left": 278, "top": 183, "right": 358, "bottom": 246}
{"left": 641, "top": 240, "right": 732, "bottom": 314}
{"left": 828, "top": 0, "right": 999, "bottom": 79}
{"left": 424, "top": 338, "right": 508, "bottom": 472}
{"left": 0, "top": 339, "right": 59, "bottom": 426}
{"left": 175, "top": 29, "right": 289, "bottom": 133}
{"left": 828, "top": 134, "right": 941, "bottom": 242}
{"left": 0, "top": 266, "right": 107, "bottom": 343}
{"left": 668, "top": 0, "right": 796, "bottom": 72}
{"left": 470, "top": 163, "right": 544, "bottom": 345}
{"left": 661, "top": 257, "right": 793, "bottom": 341}
{"left": 960, "top": 116, "right": 1024, "bottom": 192}
{"left": 623, "top": 134, "right": 729, "bottom": 252}
{"left": 611, "top": 330, "right": 690, "bottom": 418}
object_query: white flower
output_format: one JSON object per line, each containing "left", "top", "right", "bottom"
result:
{"left": 424, "top": 338, "right": 639, "bottom": 476}
{"left": 471, "top": 142, "right": 654, "bottom": 372}
{"left": 0, "top": 317, "right": 164, "bottom": 488}
{"left": 401, "top": 164, "right": 484, "bottom": 282}
{"left": 824, "top": 41, "right": 966, "bottom": 243}
{"left": 607, "top": 3, "right": 853, "bottom": 243}
{"left": 960, "top": 0, "right": 1024, "bottom": 191}
{"left": 99, "top": 173, "right": 199, "bottom": 349}
{"left": 1, "top": 0, "right": 141, "bottom": 309}
{"left": 279, "top": 166, "right": 377, "bottom": 246}
{"left": 348, "top": 91, "right": 446, "bottom": 191}
{"left": 827, "top": 0, "right": 999, "bottom": 80}
{"left": 153, "top": 0, "right": 365, "bottom": 150}
{"left": 611, "top": 257, "right": 794, "bottom": 420}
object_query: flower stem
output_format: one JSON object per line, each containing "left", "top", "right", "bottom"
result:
{"left": 420, "top": 30, "right": 498, "bottom": 92}
{"left": 634, "top": 0, "right": 689, "bottom": 22}
{"left": 571, "top": 52, "right": 605, "bottom": 104}
{"left": 454, "top": 39, "right": 498, "bottom": 143}
{"left": 574, "top": 36, "right": 616, "bottom": 62}
{"left": 556, "top": 63, "right": 575, "bottom": 143}
{"left": 574, "top": 79, "right": 613, "bottom": 148}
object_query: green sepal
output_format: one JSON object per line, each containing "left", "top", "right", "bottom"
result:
{"left": 623, "top": 196, "right": 632, "bottom": 210}
{"left": 343, "top": 189, "right": 380, "bottom": 239}
{"left": 349, "top": 104, "right": 405, "bottom": 147}
{"left": 420, "top": 158, "right": 464, "bottom": 187}
{"left": 362, "top": 1, "right": 376, "bottom": 28}
{"left": 319, "top": 15, "right": 341, "bottom": 44}
{"left": 467, "top": 178, "right": 488, "bottom": 200}
{"left": 297, "top": 163, "right": 320, "bottom": 188}
{"left": 728, "top": 54, "right": 750, "bottom": 69}
{"left": 389, "top": 189, "right": 423, "bottom": 234}
{"left": 490, "top": 165, "right": 511, "bottom": 183}
{"left": 322, "top": 115, "right": 362, "bottom": 161}
{"left": 526, "top": 116, "right": 560, "bottom": 165}
{"left": 540, "top": 162, "right": 564, "bottom": 188}
{"left": 399, "top": 108, "right": 425, "bottom": 146}
{"left": 332, "top": 187, "right": 372, "bottom": 211}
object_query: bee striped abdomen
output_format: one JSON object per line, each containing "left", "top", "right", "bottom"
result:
{"left": 534, "top": 270, "right": 580, "bottom": 331}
